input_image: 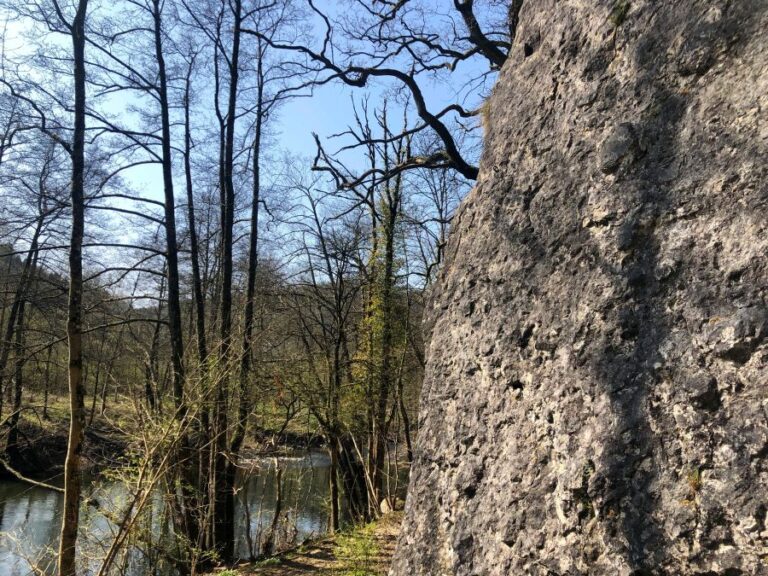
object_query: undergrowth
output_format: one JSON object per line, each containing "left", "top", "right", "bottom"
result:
{"left": 333, "top": 522, "right": 379, "bottom": 576}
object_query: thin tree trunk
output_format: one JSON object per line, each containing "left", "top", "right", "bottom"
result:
{"left": 0, "top": 217, "right": 44, "bottom": 412}
{"left": 186, "top": 48, "right": 216, "bottom": 532}
{"left": 98, "top": 362, "right": 108, "bottom": 416}
{"left": 262, "top": 464, "right": 282, "bottom": 554}
{"left": 398, "top": 379, "right": 414, "bottom": 463}
{"left": 6, "top": 296, "right": 26, "bottom": 458}
{"left": 94, "top": 321, "right": 126, "bottom": 421}
{"left": 183, "top": 53, "right": 208, "bottom": 368}
{"left": 87, "top": 314, "right": 108, "bottom": 425}
{"left": 58, "top": 2, "right": 89, "bottom": 574}
{"left": 223, "top": 40, "right": 264, "bottom": 561}
{"left": 42, "top": 343, "right": 53, "bottom": 420}
{"left": 372, "top": 132, "right": 402, "bottom": 507}
{"left": 152, "top": 0, "right": 185, "bottom": 412}
{"left": 329, "top": 443, "right": 340, "bottom": 533}
{"left": 182, "top": 57, "right": 211, "bottom": 517}
{"left": 144, "top": 271, "right": 165, "bottom": 411}
{"left": 0, "top": 253, "right": 11, "bottom": 387}
{"left": 151, "top": 3, "right": 199, "bottom": 569}
{"left": 214, "top": 0, "right": 242, "bottom": 560}
{"left": 372, "top": 220, "right": 396, "bottom": 506}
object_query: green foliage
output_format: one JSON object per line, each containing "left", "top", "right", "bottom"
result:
{"left": 680, "top": 466, "right": 702, "bottom": 506}
{"left": 333, "top": 522, "right": 379, "bottom": 576}
{"left": 574, "top": 460, "right": 596, "bottom": 522}
{"left": 610, "top": 0, "right": 631, "bottom": 27}
{"left": 347, "top": 213, "right": 412, "bottom": 433}
{"left": 253, "top": 557, "right": 282, "bottom": 567}
{"left": 686, "top": 467, "right": 702, "bottom": 493}
{"left": 479, "top": 98, "right": 492, "bottom": 131}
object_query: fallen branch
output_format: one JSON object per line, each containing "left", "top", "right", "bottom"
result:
{"left": 0, "top": 457, "right": 64, "bottom": 493}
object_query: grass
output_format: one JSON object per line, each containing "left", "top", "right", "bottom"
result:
{"left": 252, "top": 557, "right": 282, "bottom": 567}
{"left": 20, "top": 392, "right": 139, "bottom": 433}
{"left": 686, "top": 468, "right": 702, "bottom": 493}
{"left": 233, "top": 512, "right": 402, "bottom": 575}
{"left": 333, "top": 523, "right": 379, "bottom": 576}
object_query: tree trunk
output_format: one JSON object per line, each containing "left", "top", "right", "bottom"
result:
{"left": 150, "top": 3, "right": 200, "bottom": 569}
{"left": 262, "top": 464, "right": 282, "bottom": 554}
{"left": 152, "top": 0, "right": 185, "bottom": 413}
{"left": 372, "top": 181, "right": 399, "bottom": 507}
{"left": 58, "top": 2, "right": 89, "bottom": 574}
{"left": 181, "top": 57, "right": 213, "bottom": 559}
{"left": 183, "top": 53, "right": 208, "bottom": 369}
{"left": 91, "top": 325, "right": 122, "bottom": 424}
{"left": 42, "top": 344, "right": 52, "bottom": 420}
{"left": 5, "top": 296, "right": 26, "bottom": 459}
{"left": 213, "top": 0, "right": 242, "bottom": 561}
{"left": 397, "top": 379, "right": 413, "bottom": 464}
{"left": 329, "top": 445, "right": 340, "bottom": 533}
{"left": 336, "top": 434, "right": 369, "bottom": 523}
{"left": 143, "top": 271, "right": 165, "bottom": 412}
{"left": 221, "top": 40, "right": 264, "bottom": 564}
{"left": 0, "top": 216, "right": 43, "bottom": 410}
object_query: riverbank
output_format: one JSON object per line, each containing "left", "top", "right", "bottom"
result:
{"left": 0, "top": 412, "right": 129, "bottom": 481}
{"left": 0, "top": 393, "right": 328, "bottom": 480}
{"left": 219, "top": 512, "right": 402, "bottom": 576}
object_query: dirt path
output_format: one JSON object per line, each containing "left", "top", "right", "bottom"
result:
{"left": 234, "top": 512, "right": 401, "bottom": 576}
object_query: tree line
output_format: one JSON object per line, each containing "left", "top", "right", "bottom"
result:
{"left": 0, "top": 0, "right": 514, "bottom": 573}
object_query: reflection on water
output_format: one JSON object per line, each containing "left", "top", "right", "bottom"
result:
{"left": 0, "top": 485, "right": 61, "bottom": 574}
{"left": 236, "top": 452, "right": 331, "bottom": 559}
{"left": 0, "top": 451, "right": 332, "bottom": 575}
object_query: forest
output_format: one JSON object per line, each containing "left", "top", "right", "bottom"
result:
{"left": 0, "top": 0, "right": 510, "bottom": 574}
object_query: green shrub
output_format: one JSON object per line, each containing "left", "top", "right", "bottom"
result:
{"left": 610, "top": 0, "right": 631, "bottom": 27}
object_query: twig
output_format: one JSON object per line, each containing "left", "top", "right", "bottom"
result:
{"left": 0, "top": 457, "right": 64, "bottom": 493}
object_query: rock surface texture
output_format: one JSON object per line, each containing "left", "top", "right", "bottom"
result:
{"left": 391, "top": 2, "right": 768, "bottom": 575}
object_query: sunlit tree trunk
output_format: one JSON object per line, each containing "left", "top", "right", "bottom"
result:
{"left": 58, "top": 2, "right": 89, "bottom": 574}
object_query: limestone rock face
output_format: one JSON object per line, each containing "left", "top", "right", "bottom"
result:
{"left": 391, "top": 2, "right": 768, "bottom": 575}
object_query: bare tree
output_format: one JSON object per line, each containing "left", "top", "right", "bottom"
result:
{"left": 59, "top": 1, "right": 89, "bottom": 574}
{"left": 245, "top": 0, "right": 518, "bottom": 183}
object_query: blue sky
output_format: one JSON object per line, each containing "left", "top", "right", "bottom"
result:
{"left": 2, "top": 0, "right": 495, "bottom": 185}
{"left": 2, "top": 0, "right": 495, "bottom": 262}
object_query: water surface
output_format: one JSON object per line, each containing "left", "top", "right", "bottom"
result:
{"left": 0, "top": 451, "right": 332, "bottom": 575}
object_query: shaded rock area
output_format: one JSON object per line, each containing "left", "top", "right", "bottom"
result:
{"left": 392, "top": 1, "right": 768, "bottom": 575}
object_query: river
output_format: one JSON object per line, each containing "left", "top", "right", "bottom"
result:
{"left": 0, "top": 451, "right": 332, "bottom": 575}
